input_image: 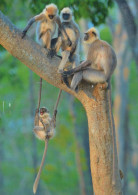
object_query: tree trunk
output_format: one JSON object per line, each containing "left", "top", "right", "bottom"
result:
{"left": 111, "top": 14, "right": 131, "bottom": 194}
{"left": 0, "top": 11, "right": 123, "bottom": 195}
{"left": 83, "top": 85, "right": 122, "bottom": 195}
{"left": 114, "top": 0, "right": 138, "bottom": 69}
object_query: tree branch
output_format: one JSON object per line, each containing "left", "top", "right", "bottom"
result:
{"left": 0, "top": 11, "right": 123, "bottom": 194}
{"left": 0, "top": 11, "right": 87, "bottom": 102}
{"left": 0, "top": 11, "right": 96, "bottom": 103}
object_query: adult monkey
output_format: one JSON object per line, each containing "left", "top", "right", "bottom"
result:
{"left": 22, "top": 3, "right": 71, "bottom": 56}
{"left": 55, "top": 7, "right": 80, "bottom": 73}
{"left": 63, "top": 27, "right": 118, "bottom": 185}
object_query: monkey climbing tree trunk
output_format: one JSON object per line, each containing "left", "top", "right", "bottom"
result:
{"left": 0, "top": 11, "right": 122, "bottom": 195}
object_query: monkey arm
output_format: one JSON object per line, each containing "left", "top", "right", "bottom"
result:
{"left": 43, "top": 30, "right": 52, "bottom": 49}
{"left": 61, "top": 24, "right": 72, "bottom": 47}
{"left": 70, "top": 23, "right": 80, "bottom": 55}
{"left": 39, "top": 118, "right": 47, "bottom": 129}
{"left": 35, "top": 13, "right": 45, "bottom": 21}
{"left": 73, "top": 22, "right": 80, "bottom": 46}
{"left": 63, "top": 60, "right": 91, "bottom": 75}
{"left": 22, "top": 13, "right": 45, "bottom": 38}
{"left": 55, "top": 36, "right": 62, "bottom": 53}
{"left": 34, "top": 126, "right": 44, "bottom": 131}
{"left": 55, "top": 16, "right": 72, "bottom": 47}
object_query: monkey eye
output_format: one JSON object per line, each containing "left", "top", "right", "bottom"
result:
{"left": 49, "top": 15, "right": 55, "bottom": 19}
{"left": 92, "top": 31, "right": 96, "bottom": 36}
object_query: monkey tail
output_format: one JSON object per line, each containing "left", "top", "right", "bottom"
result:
{"left": 107, "top": 82, "right": 117, "bottom": 186}
{"left": 33, "top": 138, "right": 49, "bottom": 194}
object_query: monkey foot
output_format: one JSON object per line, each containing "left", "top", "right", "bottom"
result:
{"left": 58, "top": 69, "right": 64, "bottom": 74}
{"left": 99, "top": 82, "right": 108, "bottom": 90}
{"left": 21, "top": 30, "right": 27, "bottom": 39}
{"left": 47, "top": 49, "right": 56, "bottom": 58}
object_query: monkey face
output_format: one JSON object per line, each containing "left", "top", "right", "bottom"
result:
{"left": 61, "top": 7, "right": 72, "bottom": 22}
{"left": 84, "top": 33, "right": 89, "bottom": 41}
{"left": 84, "top": 27, "right": 99, "bottom": 44}
{"left": 48, "top": 14, "right": 55, "bottom": 20}
{"left": 62, "top": 13, "right": 70, "bottom": 20}
{"left": 40, "top": 107, "right": 49, "bottom": 115}
{"left": 45, "top": 3, "right": 58, "bottom": 20}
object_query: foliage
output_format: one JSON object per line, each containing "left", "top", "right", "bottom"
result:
{"left": 29, "top": 0, "right": 114, "bottom": 25}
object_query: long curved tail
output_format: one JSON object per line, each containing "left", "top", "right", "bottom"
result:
{"left": 107, "top": 83, "right": 117, "bottom": 185}
{"left": 33, "top": 138, "right": 49, "bottom": 194}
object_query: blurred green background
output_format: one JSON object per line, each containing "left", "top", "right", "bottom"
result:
{"left": 0, "top": 0, "right": 138, "bottom": 195}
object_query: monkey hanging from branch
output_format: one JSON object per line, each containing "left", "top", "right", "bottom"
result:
{"left": 33, "top": 79, "right": 62, "bottom": 194}
{"left": 63, "top": 27, "right": 120, "bottom": 186}
{"left": 55, "top": 7, "right": 80, "bottom": 73}
{"left": 33, "top": 107, "right": 54, "bottom": 194}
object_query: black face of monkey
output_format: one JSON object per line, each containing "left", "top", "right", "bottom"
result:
{"left": 48, "top": 15, "right": 55, "bottom": 20}
{"left": 84, "top": 33, "right": 89, "bottom": 41}
{"left": 40, "top": 107, "right": 48, "bottom": 115}
{"left": 84, "top": 31, "right": 97, "bottom": 41}
{"left": 63, "top": 13, "right": 70, "bottom": 20}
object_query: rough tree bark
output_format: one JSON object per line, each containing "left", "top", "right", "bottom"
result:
{"left": 0, "top": 11, "right": 122, "bottom": 195}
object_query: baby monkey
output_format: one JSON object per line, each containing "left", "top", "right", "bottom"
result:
{"left": 55, "top": 7, "right": 80, "bottom": 73}
{"left": 22, "top": 4, "right": 59, "bottom": 56}
{"left": 33, "top": 107, "right": 55, "bottom": 194}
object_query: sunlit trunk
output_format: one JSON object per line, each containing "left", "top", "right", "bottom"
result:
{"left": 83, "top": 84, "right": 122, "bottom": 195}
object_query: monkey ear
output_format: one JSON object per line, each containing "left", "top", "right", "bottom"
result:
{"left": 92, "top": 31, "right": 97, "bottom": 36}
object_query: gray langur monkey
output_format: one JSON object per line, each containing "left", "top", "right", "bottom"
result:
{"left": 63, "top": 27, "right": 117, "bottom": 90}
{"left": 63, "top": 27, "right": 119, "bottom": 186}
{"left": 22, "top": 4, "right": 59, "bottom": 56}
{"left": 33, "top": 107, "right": 55, "bottom": 194}
{"left": 55, "top": 7, "right": 80, "bottom": 73}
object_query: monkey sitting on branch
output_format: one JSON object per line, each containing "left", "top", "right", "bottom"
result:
{"left": 63, "top": 27, "right": 118, "bottom": 186}
{"left": 22, "top": 3, "right": 60, "bottom": 57}
{"left": 63, "top": 27, "right": 117, "bottom": 91}
{"left": 33, "top": 107, "right": 55, "bottom": 194}
{"left": 55, "top": 7, "right": 80, "bottom": 73}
